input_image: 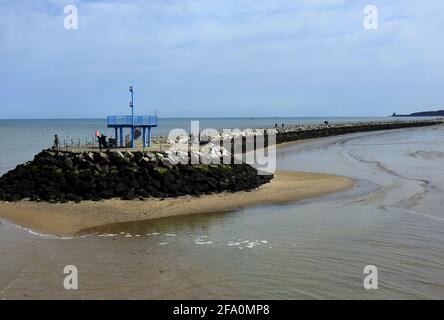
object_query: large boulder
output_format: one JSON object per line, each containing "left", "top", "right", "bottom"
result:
{"left": 64, "top": 158, "right": 73, "bottom": 169}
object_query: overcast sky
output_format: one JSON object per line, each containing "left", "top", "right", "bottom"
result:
{"left": 0, "top": 0, "right": 443, "bottom": 118}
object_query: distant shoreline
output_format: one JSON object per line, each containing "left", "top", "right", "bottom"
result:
{"left": 391, "top": 110, "right": 444, "bottom": 117}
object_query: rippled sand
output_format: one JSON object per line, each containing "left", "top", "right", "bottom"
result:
{"left": 1, "top": 125, "right": 444, "bottom": 299}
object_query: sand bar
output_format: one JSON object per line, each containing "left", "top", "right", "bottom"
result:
{"left": 0, "top": 171, "right": 354, "bottom": 236}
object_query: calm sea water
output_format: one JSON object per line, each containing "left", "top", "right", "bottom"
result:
{"left": 0, "top": 116, "right": 426, "bottom": 174}
{"left": 0, "top": 124, "right": 443, "bottom": 299}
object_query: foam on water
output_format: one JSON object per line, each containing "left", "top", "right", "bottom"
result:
{"left": 9, "top": 223, "right": 88, "bottom": 240}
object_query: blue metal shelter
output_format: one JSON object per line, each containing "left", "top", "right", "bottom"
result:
{"left": 107, "top": 86, "right": 158, "bottom": 148}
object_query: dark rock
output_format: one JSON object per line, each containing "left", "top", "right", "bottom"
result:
{"left": 114, "top": 183, "right": 128, "bottom": 196}
{"left": 161, "top": 158, "right": 174, "bottom": 169}
{"left": 133, "top": 151, "right": 145, "bottom": 160}
{"left": 124, "top": 152, "right": 134, "bottom": 161}
{"left": 64, "top": 158, "right": 73, "bottom": 169}
{"left": 0, "top": 148, "right": 274, "bottom": 203}
{"left": 97, "top": 152, "right": 109, "bottom": 162}
{"left": 111, "top": 151, "right": 125, "bottom": 162}
{"left": 124, "top": 188, "right": 135, "bottom": 200}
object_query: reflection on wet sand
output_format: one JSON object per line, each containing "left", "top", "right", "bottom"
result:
{"left": 79, "top": 211, "right": 232, "bottom": 237}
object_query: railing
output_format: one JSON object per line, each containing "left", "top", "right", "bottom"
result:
{"left": 107, "top": 115, "right": 158, "bottom": 126}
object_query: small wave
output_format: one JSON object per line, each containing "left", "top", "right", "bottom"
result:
{"left": 12, "top": 224, "right": 87, "bottom": 240}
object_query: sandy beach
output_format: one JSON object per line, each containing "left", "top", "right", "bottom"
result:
{"left": 0, "top": 171, "right": 353, "bottom": 236}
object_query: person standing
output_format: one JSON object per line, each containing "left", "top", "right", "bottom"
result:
{"left": 98, "top": 135, "right": 103, "bottom": 150}
{"left": 53, "top": 134, "right": 59, "bottom": 150}
{"left": 96, "top": 130, "right": 103, "bottom": 150}
{"left": 100, "top": 134, "right": 108, "bottom": 150}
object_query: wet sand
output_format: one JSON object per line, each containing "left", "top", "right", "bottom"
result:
{"left": 0, "top": 171, "right": 354, "bottom": 236}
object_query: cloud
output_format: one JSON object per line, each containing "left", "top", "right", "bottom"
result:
{"left": 0, "top": 0, "right": 443, "bottom": 118}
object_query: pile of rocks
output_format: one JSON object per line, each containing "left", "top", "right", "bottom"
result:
{"left": 164, "top": 119, "right": 443, "bottom": 149}
{"left": 275, "top": 119, "right": 444, "bottom": 143}
{"left": 0, "top": 149, "right": 272, "bottom": 203}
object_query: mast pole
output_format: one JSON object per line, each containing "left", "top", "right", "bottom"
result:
{"left": 130, "top": 85, "right": 134, "bottom": 148}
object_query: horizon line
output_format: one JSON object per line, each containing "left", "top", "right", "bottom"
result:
{"left": 0, "top": 115, "right": 392, "bottom": 121}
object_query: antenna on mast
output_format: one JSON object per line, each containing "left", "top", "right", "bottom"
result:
{"left": 129, "top": 84, "right": 134, "bottom": 148}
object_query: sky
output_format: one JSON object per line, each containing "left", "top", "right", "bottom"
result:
{"left": 0, "top": 0, "right": 443, "bottom": 118}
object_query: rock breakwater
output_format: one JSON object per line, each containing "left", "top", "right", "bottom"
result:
{"left": 0, "top": 149, "right": 272, "bottom": 202}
